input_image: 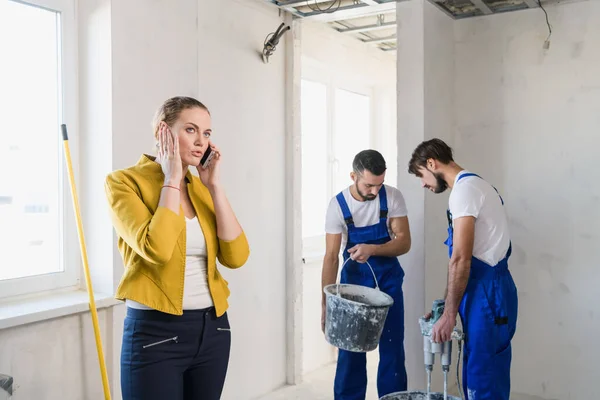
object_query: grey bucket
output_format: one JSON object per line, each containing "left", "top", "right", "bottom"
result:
{"left": 323, "top": 258, "right": 394, "bottom": 352}
{"left": 380, "top": 391, "right": 461, "bottom": 400}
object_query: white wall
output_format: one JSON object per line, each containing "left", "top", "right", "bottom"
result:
{"left": 423, "top": 0, "right": 455, "bottom": 309}
{"left": 454, "top": 2, "right": 600, "bottom": 399}
{"left": 299, "top": 20, "right": 397, "bottom": 375}
{"left": 0, "top": 1, "right": 289, "bottom": 399}
{"left": 301, "top": 20, "right": 396, "bottom": 78}
{"left": 396, "top": 0, "right": 456, "bottom": 390}
{"left": 422, "top": 2, "right": 457, "bottom": 394}
{"left": 195, "top": 0, "right": 289, "bottom": 398}
{"left": 399, "top": 2, "right": 600, "bottom": 398}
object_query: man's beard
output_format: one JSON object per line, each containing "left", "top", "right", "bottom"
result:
{"left": 433, "top": 172, "right": 448, "bottom": 193}
{"left": 357, "top": 185, "right": 376, "bottom": 201}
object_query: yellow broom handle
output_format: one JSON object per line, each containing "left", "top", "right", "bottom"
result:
{"left": 61, "top": 124, "right": 112, "bottom": 400}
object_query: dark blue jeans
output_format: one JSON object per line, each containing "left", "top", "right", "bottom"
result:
{"left": 121, "top": 307, "right": 231, "bottom": 400}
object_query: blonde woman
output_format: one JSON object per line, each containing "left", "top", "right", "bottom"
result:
{"left": 105, "top": 96, "right": 250, "bottom": 400}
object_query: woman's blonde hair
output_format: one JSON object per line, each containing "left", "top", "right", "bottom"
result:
{"left": 152, "top": 96, "right": 210, "bottom": 140}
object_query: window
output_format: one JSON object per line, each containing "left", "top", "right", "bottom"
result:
{"left": 332, "top": 88, "right": 371, "bottom": 195}
{"left": 300, "top": 78, "right": 376, "bottom": 257}
{"left": 0, "top": 0, "right": 78, "bottom": 299}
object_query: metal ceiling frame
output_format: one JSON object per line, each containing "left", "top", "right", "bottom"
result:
{"left": 263, "top": 0, "right": 545, "bottom": 52}
{"left": 336, "top": 20, "right": 396, "bottom": 33}
{"left": 303, "top": 2, "right": 398, "bottom": 22}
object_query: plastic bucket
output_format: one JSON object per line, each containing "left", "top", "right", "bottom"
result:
{"left": 323, "top": 258, "right": 394, "bottom": 352}
{"left": 380, "top": 391, "right": 461, "bottom": 400}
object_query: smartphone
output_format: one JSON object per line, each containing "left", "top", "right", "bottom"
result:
{"left": 200, "top": 146, "right": 215, "bottom": 169}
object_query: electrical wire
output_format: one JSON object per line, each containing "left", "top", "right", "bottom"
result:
{"left": 537, "top": 0, "right": 552, "bottom": 42}
{"left": 305, "top": 0, "right": 342, "bottom": 14}
{"left": 264, "top": 32, "right": 274, "bottom": 48}
{"left": 262, "top": 23, "right": 290, "bottom": 62}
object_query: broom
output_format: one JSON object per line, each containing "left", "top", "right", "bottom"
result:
{"left": 61, "top": 124, "right": 111, "bottom": 400}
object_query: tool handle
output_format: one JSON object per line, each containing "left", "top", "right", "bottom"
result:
{"left": 61, "top": 124, "right": 111, "bottom": 400}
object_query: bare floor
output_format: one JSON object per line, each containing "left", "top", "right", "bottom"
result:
{"left": 257, "top": 352, "right": 380, "bottom": 400}
{"left": 256, "top": 351, "right": 550, "bottom": 400}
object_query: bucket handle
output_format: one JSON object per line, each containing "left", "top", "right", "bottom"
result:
{"left": 339, "top": 256, "right": 379, "bottom": 291}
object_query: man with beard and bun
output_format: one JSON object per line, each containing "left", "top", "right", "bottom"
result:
{"left": 408, "top": 138, "right": 518, "bottom": 400}
{"left": 321, "top": 149, "right": 411, "bottom": 400}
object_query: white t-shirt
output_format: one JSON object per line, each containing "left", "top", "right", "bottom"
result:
{"left": 126, "top": 216, "right": 214, "bottom": 310}
{"left": 181, "top": 216, "right": 214, "bottom": 309}
{"left": 325, "top": 185, "right": 408, "bottom": 248}
{"left": 448, "top": 171, "right": 511, "bottom": 266}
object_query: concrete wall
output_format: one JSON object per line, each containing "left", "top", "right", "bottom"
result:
{"left": 0, "top": 1, "right": 288, "bottom": 399}
{"left": 299, "top": 20, "right": 397, "bottom": 375}
{"left": 454, "top": 1, "right": 600, "bottom": 399}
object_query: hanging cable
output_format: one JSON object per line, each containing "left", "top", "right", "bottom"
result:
{"left": 262, "top": 22, "right": 290, "bottom": 63}
{"left": 306, "top": 0, "right": 342, "bottom": 14}
{"left": 537, "top": 0, "right": 552, "bottom": 45}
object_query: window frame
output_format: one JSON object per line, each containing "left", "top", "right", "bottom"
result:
{"left": 0, "top": 0, "right": 80, "bottom": 299}
{"left": 300, "top": 59, "right": 376, "bottom": 260}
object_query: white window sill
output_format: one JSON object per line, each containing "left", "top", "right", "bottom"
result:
{"left": 0, "top": 289, "right": 121, "bottom": 330}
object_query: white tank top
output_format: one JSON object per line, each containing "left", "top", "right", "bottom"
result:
{"left": 126, "top": 216, "right": 214, "bottom": 310}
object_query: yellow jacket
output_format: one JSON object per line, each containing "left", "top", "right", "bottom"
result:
{"left": 104, "top": 154, "right": 250, "bottom": 316}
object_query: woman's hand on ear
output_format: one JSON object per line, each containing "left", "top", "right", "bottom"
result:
{"left": 157, "top": 122, "right": 182, "bottom": 185}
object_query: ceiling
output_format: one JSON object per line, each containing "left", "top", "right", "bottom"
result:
{"left": 263, "top": 0, "right": 548, "bottom": 52}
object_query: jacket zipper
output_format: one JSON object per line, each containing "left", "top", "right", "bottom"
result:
{"left": 217, "top": 328, "right": 231, "bottom": 331}
{"left": 143, "top": 336, "right": 179, "bottom": 349}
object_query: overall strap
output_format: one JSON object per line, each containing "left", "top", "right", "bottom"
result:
{"left": 457, "top": 172, "right": 480, "bottom": 182}
{"left": 336, "top": 191, "right": 354, "bottom": 227}
{"left": 495, "top": 187, "right": 505, "bottom": 205}
{"left": 455, "top": 172, "right": 512, "bottom": 260}
{"left": 378, "top": 185, "right": 388, "bottom": 221}
{"left": 457, "top": 172, "right": 504, "bottom": 205}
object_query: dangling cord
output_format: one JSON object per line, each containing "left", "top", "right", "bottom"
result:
{"left": 457, "top": 338, "right": 464, "bottom": 400}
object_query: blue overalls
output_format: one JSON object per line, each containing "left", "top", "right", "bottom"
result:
{"left": 444, "top": 173, "right": 518, "bottom": 400}
{"left": 333, "top": 186, "right": 407, "bottom": 400}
